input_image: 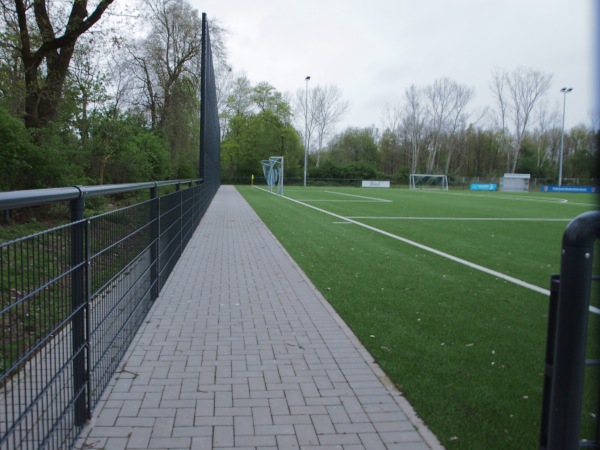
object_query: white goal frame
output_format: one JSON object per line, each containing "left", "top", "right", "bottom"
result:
{"left": 260, "top": 156, "right": 284, "bottom": 196}
{"left": 409, "top": 174, "right": 449, "bottom": 190}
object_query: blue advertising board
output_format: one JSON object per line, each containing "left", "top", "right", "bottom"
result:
{"left": 541, "top": 185, "right": 598, "bottom": 193}
{"left": 470, "top": 183, "right": 497, "bottom": 191}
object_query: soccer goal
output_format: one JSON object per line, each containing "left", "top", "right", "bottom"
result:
{"left": 409, "top": 174, "right": 449, "bottom": 190}
{"left": 260, "top": 156, "right": 284, "bottom": 196}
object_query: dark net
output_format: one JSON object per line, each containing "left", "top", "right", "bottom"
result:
{"left": 200, "top": 13, "right": 221, "bottom": 199}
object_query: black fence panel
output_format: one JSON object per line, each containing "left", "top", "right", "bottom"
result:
{"left": 540, "top": 210, "right": 600, "bottom": 450}
{"left": 0, "top": 179, "right": 218, "bottom": 450}
{"left": 1, "top": 222, "right": 82, "bottom": 450}
{"left": 87, "top": 200, "right": 155, "bottom": 413}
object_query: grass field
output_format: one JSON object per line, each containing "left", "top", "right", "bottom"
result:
{"left": 237, "top": 185, "right": 599, "bottom": 450}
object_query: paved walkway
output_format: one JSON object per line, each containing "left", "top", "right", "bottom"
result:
{"left": 76, "top": 185, "right": 442, "bottom": 450}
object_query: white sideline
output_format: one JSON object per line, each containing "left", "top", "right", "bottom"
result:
{"left": 347, "top": 216, "right": 571, "bottom": 222}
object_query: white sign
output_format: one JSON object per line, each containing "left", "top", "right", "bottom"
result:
{"left": 362, "top": 180, "right": 390, "bottom": 188}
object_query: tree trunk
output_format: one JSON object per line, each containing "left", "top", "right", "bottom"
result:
{"left": 14, "top": 0, "right": 115, "bottom": 129}
{"left": 36, "top": 44, "right": 77, "bottom": 127}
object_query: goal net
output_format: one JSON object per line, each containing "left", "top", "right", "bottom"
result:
{"left": 260, "top": 156, "right": 284, "bottom": 196}
{"left": 409, "top": 174, "right": 449, "bottom": 190}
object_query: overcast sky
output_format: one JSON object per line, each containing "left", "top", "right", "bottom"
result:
{"left": 192, "top": 0, "right": 595, "bottom": 133}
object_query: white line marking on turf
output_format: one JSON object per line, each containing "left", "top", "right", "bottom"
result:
{"left": 323, "top": 191, "right": 392, "bottom": 202}
{"left": 295, "top": 200, "right": 387, "bottom": 203}
{"left": 261, "top": 188, "right": 551, "bottom": 296}
{"left": 420, "top": 190, "right": 570, "bottom": 204}
{"left": 423, "top": 190, "right": 598, "bottom": 207}
{"left": 347, "top": 216, "right": 571, "bottom": 222}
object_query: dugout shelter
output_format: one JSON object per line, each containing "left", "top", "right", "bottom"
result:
{"left": 500, "top": 173, "right": 530, "bottom": 192}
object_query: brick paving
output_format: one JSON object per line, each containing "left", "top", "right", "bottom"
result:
{"left": 76, "top": 185, "right": 443, "bottom": 450}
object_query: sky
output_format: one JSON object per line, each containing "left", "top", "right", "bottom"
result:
{"left": 192, "top": 0, "right": 596, "bottom": 133}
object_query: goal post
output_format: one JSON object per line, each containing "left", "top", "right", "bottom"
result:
{"left": 260, "top": 156, "right": 284, "bottom": 196}
{"left": 409, "top": 174, "right": 449, "bottom": 190}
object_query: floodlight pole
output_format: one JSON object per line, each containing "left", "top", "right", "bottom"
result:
{"left": 558, "top": 87, "right": 572, "bottom": 187}
{"left": 303, "top": 76, "right": 310, "bottom": 187}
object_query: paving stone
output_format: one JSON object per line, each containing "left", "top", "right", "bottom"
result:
{"left": 127, "top": 427, "right": 152, "bottom": 449}
{"left": 147, "top": 437, "right": 191, "bottom": 448}
{"left": 213, "top": 425, "right": 234, "bottom": 447}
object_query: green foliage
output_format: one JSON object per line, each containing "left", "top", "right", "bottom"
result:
{"left": 29, "top": 124, "right": 90, "bottom": 188}
{"left": 378, "top": 128, "right": 403, "bottom": 175}
{"left": 86, "top": 110, "right": 171, "bottom": 184}
{"left": 0, "top": 104, "right": 173, "bottom": 192}
{"left": 309, "top": 160, "right": 385, "bottom": 180}
{"left": 516, "top": 138, "right": 553, "bottom": 179}
{"left": 391, "top": 166, "right": 411, "bottom": 184}
{"left": 563, "top": 126, "right": 596, "bottom": 179}
{"left": 161, "top": 76, "right": 201, "bottom": 179}
{"left": 0, "top": 30, "right": 25, "bottom": 116}
{"left": 220, "top": 81, "right": 303, "bottom": 182}
{"left": 327, "top": 127, "right": 379, "bottom": 166}
{"left": 463, "top": 127, "right": 503, "bottom": 178}
{"left": 0, "top": 108, "right": 90, "bottom": 190}
{"left": 0, "top": 107, "right": 35, "bottom": 191}
{"left": 221, "top": 109, "right": 302, "bottom": 181}
{"left": 252, "top": 82, "right": 292, "bottom": 122}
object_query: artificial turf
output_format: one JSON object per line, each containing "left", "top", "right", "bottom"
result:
{"left": 237, "top": 185, "right": 597, "bottom": 449}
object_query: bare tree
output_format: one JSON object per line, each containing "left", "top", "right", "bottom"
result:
{"left": 142, "top": 0, "right": 202, "bottom": 128}
{"left": 381, "top": 102, "right": 402, "bottom": 133}
{"left": 402, "top": 85, "right": 426, "bottom": 174}
{"left": 310, "top": 85, "right": 349, "bottom": 167}
{"left": 122, "top": 0, "right": 219, "bottom": 175}
{"left": 532, "top": 100, "right": 560, "bottom": 168}
{"left": 423, "top": 78, "right": 473, "bottom": 173}
{"left": 490, "top": 67, "right": 552, "bottom": 172}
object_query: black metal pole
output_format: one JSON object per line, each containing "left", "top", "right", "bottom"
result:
{"left": 150, "top": 185, "right": 159, "bottom": 300}
{"left": 539, "top": 274, "right": 560, "bottom": 450}
{"left": 70, "top": 194, "right": 89, "bottom": 425}
{"left": 199, "top": 13, "right": 208, "bottom": 181}
{"left": 547, "top": 211, "right": 600, "bottom": 449}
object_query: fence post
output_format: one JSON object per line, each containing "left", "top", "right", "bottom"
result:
{"left": 70, "top": 193, "right": 89, "bottom": 425}
{"left": 150, "top": 185, "right": 159, "bottom": 300}
{"left": 546, "top": 211, "right": 600, "bottom": 449}
{"left": 177, "top": 182, "right": 183, "bottom": 257}
{"left": 539, "top": 274, "right": 560, "bottom": 450}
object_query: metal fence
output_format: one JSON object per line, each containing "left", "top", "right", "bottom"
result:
{"left": 0, "top": 179, "right": 218, "bottom": 450}
{"left": 540, "top": 210, "right": 600, "bottom": 449}
{"left": 0, "top": 12, "right": 221, "bottom": 448}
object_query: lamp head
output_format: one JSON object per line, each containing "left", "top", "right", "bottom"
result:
{"left": 306, "top": 76, "right": 311, "bottom": 80}
{"left": 561, "top": 87, "right": 573, "bottom": 93}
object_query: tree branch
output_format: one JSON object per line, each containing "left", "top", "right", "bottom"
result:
{"left": 32, "top": 0, "right": 116, "bottom": 68}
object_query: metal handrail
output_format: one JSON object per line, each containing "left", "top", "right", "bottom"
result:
{"left": 0, "top": 179, "right": 202, "bottom": 210}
